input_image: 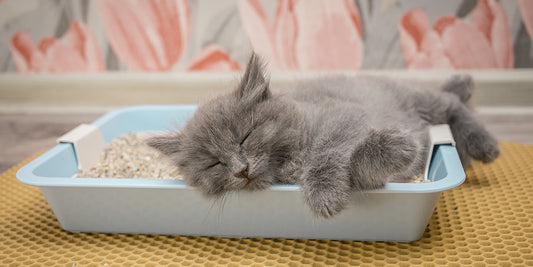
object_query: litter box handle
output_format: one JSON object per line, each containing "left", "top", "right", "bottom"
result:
{"left": 57, "top": 124, "right": 106, "bottom": 171}
{"left": 424, "top": 125, "right": 456, "bottom": 182}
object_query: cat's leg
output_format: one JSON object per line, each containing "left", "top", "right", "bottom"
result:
{"left": 439, "top": 74, "right": 473, "bottom": 103}
{"left": 437, "top": 75, "right": 499, "bottom": 164}
{"left": 300, "top": 152, "right": 353, "bottom": 219}
{"left": 349, "top": 129, "right": 418, "bottom": 189}
{"left": 446, "top": 102, "right": 500, "bottom": 166}
{"left": 416, "top": 83, "right": 499, "bottom": 167}
{"left": 388, "top": 129, "right": 429, "bottom": 182}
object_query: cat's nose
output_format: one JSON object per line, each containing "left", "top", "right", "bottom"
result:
{"left": 233, "top": 163, "right": 249, "bottom": 179}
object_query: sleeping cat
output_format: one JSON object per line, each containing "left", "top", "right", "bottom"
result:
{"left": 147, "top": 53, "right": 499, "bottom": 218}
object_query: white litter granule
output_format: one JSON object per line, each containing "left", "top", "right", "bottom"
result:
{"left": 78, "top": 132, "right": 425, "bottom": 183}
{"left": 410, "top": 174, "right": 426, "bottom": 183}
{"left": 77, "top": 132, "right": 181, "bottom": 180}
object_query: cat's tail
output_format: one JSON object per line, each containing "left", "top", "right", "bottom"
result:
{"left": 439, "top": 74, "right": 473, "bottom": 104}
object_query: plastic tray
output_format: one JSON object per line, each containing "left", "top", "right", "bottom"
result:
{"left": 16, "top": 105, "right": 465, "bottom": 242}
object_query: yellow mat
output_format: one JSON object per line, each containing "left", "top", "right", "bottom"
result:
{"left": 1, "top": 142, "right": 532, "bottom": 266}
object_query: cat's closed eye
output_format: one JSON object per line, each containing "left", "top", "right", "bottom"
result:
{"left": 240, "top": 130, "right": 253, "bottom": 145}
{"left": 206, "top": 161, "right": 223, "bottom": 169}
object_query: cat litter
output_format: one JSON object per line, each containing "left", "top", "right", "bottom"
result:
{"left": 16, "top": 105, "right": 464, "bottom": 241}
{"left": 77, "top": 132, "right": 181, "bottom": 180}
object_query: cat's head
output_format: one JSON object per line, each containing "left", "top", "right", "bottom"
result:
{"left": 147, "top": 54, "right": 300, "bottom": 197}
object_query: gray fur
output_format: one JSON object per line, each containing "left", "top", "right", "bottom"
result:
{"left": 147, "top": 53, "right": 499, "bottom": 218}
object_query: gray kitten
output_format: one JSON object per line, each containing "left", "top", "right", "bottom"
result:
{"left": 147, "top": 54, "right": 499, "bottom": 218}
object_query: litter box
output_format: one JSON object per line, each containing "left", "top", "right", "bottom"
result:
{"left": 16, "top": 105, "right": 465, "bottom": 242}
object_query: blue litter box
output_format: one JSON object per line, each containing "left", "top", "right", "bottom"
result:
{"left": 16, "top": 105, "right": 465, "bottom": 242}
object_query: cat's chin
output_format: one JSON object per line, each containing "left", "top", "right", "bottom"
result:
{"left": 244, "top": 178, "right": 274, "bottom": 191}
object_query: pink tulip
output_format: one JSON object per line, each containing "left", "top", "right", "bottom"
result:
{"left": 519, "top": 0, "right": 533, "bottom": 39}
{"left": 186, "top": 45, "right": 241, "bottom": 71}
{"left": 238, "top": 0, "right": 363, "bottom": 70}
{"left": 10, "top": 21, "right": 104, "bottom": 73}
{"left": 399, "top": 0, "right": 513, "bottom": 69}
{"left": 97, "top": 0, "right": 190, "bottom": 71}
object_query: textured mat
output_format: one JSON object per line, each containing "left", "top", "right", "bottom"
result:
{"left": 2, "top": 142, "right": 533, "bottom": 266}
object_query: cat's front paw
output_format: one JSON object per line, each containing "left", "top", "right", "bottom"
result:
{"left": 466, "top": 130, "right": 500, "bottom": 163}
{"left": 301, "top": 155, "right": 353, "bottom": 218}
{"left": 384, "top": 130, "right": 418, "bottom": 170}
{"left": 351, "top": 129, "right": 417, "bottom": 185}
{"left": 305, "top": 189, "right": 347, "bottom": 219}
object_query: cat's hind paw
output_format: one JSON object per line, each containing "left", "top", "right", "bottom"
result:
{"left": 440, "top": 74, "right": 473, "bottom": 103}
{"left": 465, "top": 130, "right": 500, "bottom": 163}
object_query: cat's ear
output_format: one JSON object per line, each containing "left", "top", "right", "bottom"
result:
{"left": 236, "top": 53, "right": 271, "bottom": 103}
{"left": 146, "top": 134, "right": 182, "bottom": 156}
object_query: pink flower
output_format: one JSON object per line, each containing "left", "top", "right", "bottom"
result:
{"left": 10, "top": 21, "right": 104, "bottom": 73}
{"left": 238, "top": 0, "right": 363, "bottom": 70}
{"left": 97, "top": 0, "right": 190, "bottom": 71}
{"left": 519, "top": 0, "right": 533, "bottom": 39}
{"left": 399, "top": 0, "right": 513, "bottom": 69}
{"left": 186, "top": 45, "right": 241, "bottom": 71}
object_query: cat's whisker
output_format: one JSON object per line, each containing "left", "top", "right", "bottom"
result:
{"left": 206, "top": 194, "right": 222, "bottom": 217}
{"left": 214, "top": 193, "right": 225, "bottom": 219}
{"left": 208, "top": 190, "right": 233, "bottom": 221}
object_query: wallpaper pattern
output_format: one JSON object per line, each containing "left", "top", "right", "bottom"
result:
{"left": 0, "top": 0, "right": 532, "bottom": 73}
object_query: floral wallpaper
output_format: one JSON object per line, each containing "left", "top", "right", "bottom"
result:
{"left": 0, "top": 0, "right": 532, "bottom": 73}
